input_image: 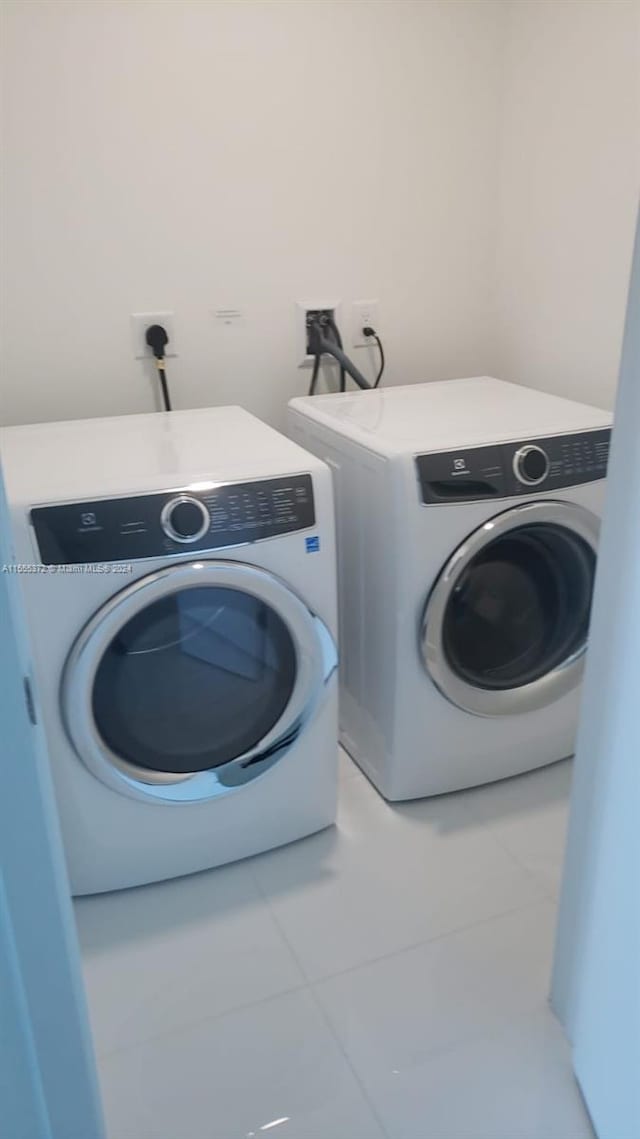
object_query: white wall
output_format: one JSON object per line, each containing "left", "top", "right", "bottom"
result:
{"left": 493, "top": 0, "right": 640, "bottom": 409}
{"left": 0, "top": 0, "right": 503, "bottom": 428}
{"left": 1, "top": 1, "right": 638, "bottom": 428}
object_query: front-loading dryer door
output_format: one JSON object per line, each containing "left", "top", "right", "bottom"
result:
{"left": 62, "top": 561, "right": 337, "bottom": 803}
{"left": 420, "top": 501, "right": 600, "bottom": 717}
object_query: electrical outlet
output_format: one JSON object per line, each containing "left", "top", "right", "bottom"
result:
{"left": 131, "top": 312, "right": 177, "bottom": 359}
{"left": 296, "top": 300, "right": 341, "bottom": 366}
{"left": 352, "top": 299, "right": 380, "bottom": 348}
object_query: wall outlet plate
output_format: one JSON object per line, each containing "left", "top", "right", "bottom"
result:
{"left": 296, "top": 300, "right": 342, "bottom": 366}
{"left": 131, "top": 312, "right": 177, "bottom": 359}
{"left": 352, "top": 299, "right": 380, "bottom": 348}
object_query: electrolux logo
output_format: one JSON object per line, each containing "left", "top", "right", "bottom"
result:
{"left": 451, "top": 457, "right": 470, "bottom": 476}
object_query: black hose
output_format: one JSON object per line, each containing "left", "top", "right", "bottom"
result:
{"left": 307, "top": 322, "right": 372, "bottom": 391}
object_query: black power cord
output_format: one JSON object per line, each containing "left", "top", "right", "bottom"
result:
{"left": 363, "top": 325, "right": 385, "bottom": 388}
{"left": 145, "top": 323, "right": 172, "bottom": 411}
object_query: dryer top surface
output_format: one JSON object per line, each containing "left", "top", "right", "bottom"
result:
{"left": 289, "top": 377, "right": 612, "bottom": 457}
{"left": 0, "top": 406, "right": 323, "bottom": 503}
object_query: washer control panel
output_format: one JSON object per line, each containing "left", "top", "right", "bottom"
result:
{"left": 31, "top": 474, "right": 315, "bottom": 564}
{"left": 416, "top": 428, "right": 611, "bottom": 505}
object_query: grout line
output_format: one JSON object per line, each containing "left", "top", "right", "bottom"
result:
{"left": 313, "top": 895, "right": 556, "bottom": 988}
{"left": 90, "top": 892, "right": 558, "bottom": 1068}
{"left": 454, "top": 787, "right": 569, "bottom": 900}
{"left": 248, "top": 848, "right": 555, "bottom": 984}
{"left": 92, "top": 978, "right": 312, "bottom": 1065}
{"left": 475, "top": 823, "right": 564, "bottom": 901}
{"left": 248, "top": 863, "right": 393, "bottom": 1139}
{"left": 306, "top": 981, "right": 393, "bottom": 1139}
{"left": 244, "top": 790, "right": 559, "bottom": 992}
{"left": 86, "top": 871, "right": 313, "bottom": 1064}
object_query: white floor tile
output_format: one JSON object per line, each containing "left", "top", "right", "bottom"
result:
{"left": 98, "top": 989, "right": 387, "bottom": 1139}
{"left": 75, "top": 861, "right": 305, "bottom": 1056}
{"left": 364, "top": 1007, "right": 594, "bottom": 1139}
{"left": 459, "top": 760, "right": 573, "bottom": 898}
{"left": 315, "top": 902, "right": 557, "bottom": 1084}
{"left": 249, "top": 770, "right": 547, "bottom": 981}
{"left": 83, "top": 765, "right": 587, "bottom": 1139}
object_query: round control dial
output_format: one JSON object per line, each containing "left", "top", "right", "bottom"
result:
{"left": 161, "top": 496, "right": 210, "bottom": 544}
{"left": 513, "top": 445, "right": 550, "bottom": 487}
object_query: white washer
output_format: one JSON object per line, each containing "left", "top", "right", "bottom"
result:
{"left": 288, "top": 377, "right": 612, "bottom": 800}
{"left": 0, "top": 407, "right": 338, "bottom": 893}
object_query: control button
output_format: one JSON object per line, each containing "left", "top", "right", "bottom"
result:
{"left": 513, "top": 445, "right": 550, "bottom": 487}
{"left": 160, "top": 496, "right": 210, "bottom": 543}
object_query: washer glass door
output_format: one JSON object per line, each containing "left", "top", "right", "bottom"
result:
{"left": 421, "top": 502, "right": 599, "bottom": 716}
{"left": 63, "top": 561, "right": 336, "bottom": 801}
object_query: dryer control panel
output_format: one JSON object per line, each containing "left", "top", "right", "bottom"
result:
{"left": 416, "top": 428, "right": 611, "bottom": 505}
{"left": 30, "top": 474, "right": 315, "bottom": 564}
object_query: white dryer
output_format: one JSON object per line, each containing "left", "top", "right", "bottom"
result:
{"left": 288, "top": 378, "right": 612, "bottom": 800}
{"left": 0, "top": 407, "right": 338, "bottom": 893}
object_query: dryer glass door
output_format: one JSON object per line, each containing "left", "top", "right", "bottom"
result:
{"left": 92, "top": 585, "right": 296, "bottom": 774}
{"left": 421, "top": 502, "right": 599, "bottom": 716}
{"left": 63, "top": 561, "right": 336, "bottom": 801}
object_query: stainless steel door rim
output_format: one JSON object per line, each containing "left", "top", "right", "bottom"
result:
{"left": 420, "top": 501, "right": 600, "bottom": 717}
{"left": 62, "top": 560, "right": 337, "bottom": 803}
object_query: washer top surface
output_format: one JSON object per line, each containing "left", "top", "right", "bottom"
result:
{"left": 0, "top": 406, "right": 320, "bottom": 503}
{"left": 289, "top": 377, "right": 611, "bottom": 456}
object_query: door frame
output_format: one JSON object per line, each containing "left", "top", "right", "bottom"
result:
{"left": 0, "top": 470, "right": 105, "bottom": 1139}
{"left": 552, "top": 205, "right": 640, "bottom": 1139}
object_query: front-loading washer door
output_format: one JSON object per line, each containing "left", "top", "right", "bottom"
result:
{"left": 62, "top": 561, "right": 337, "bottom": 803}
{"left": 420, "top": 501, "right": 600, "bottom": 717}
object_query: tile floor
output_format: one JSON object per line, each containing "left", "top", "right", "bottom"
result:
{"left": 75, "top": 751, "right": 594, "bottom": 1139}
